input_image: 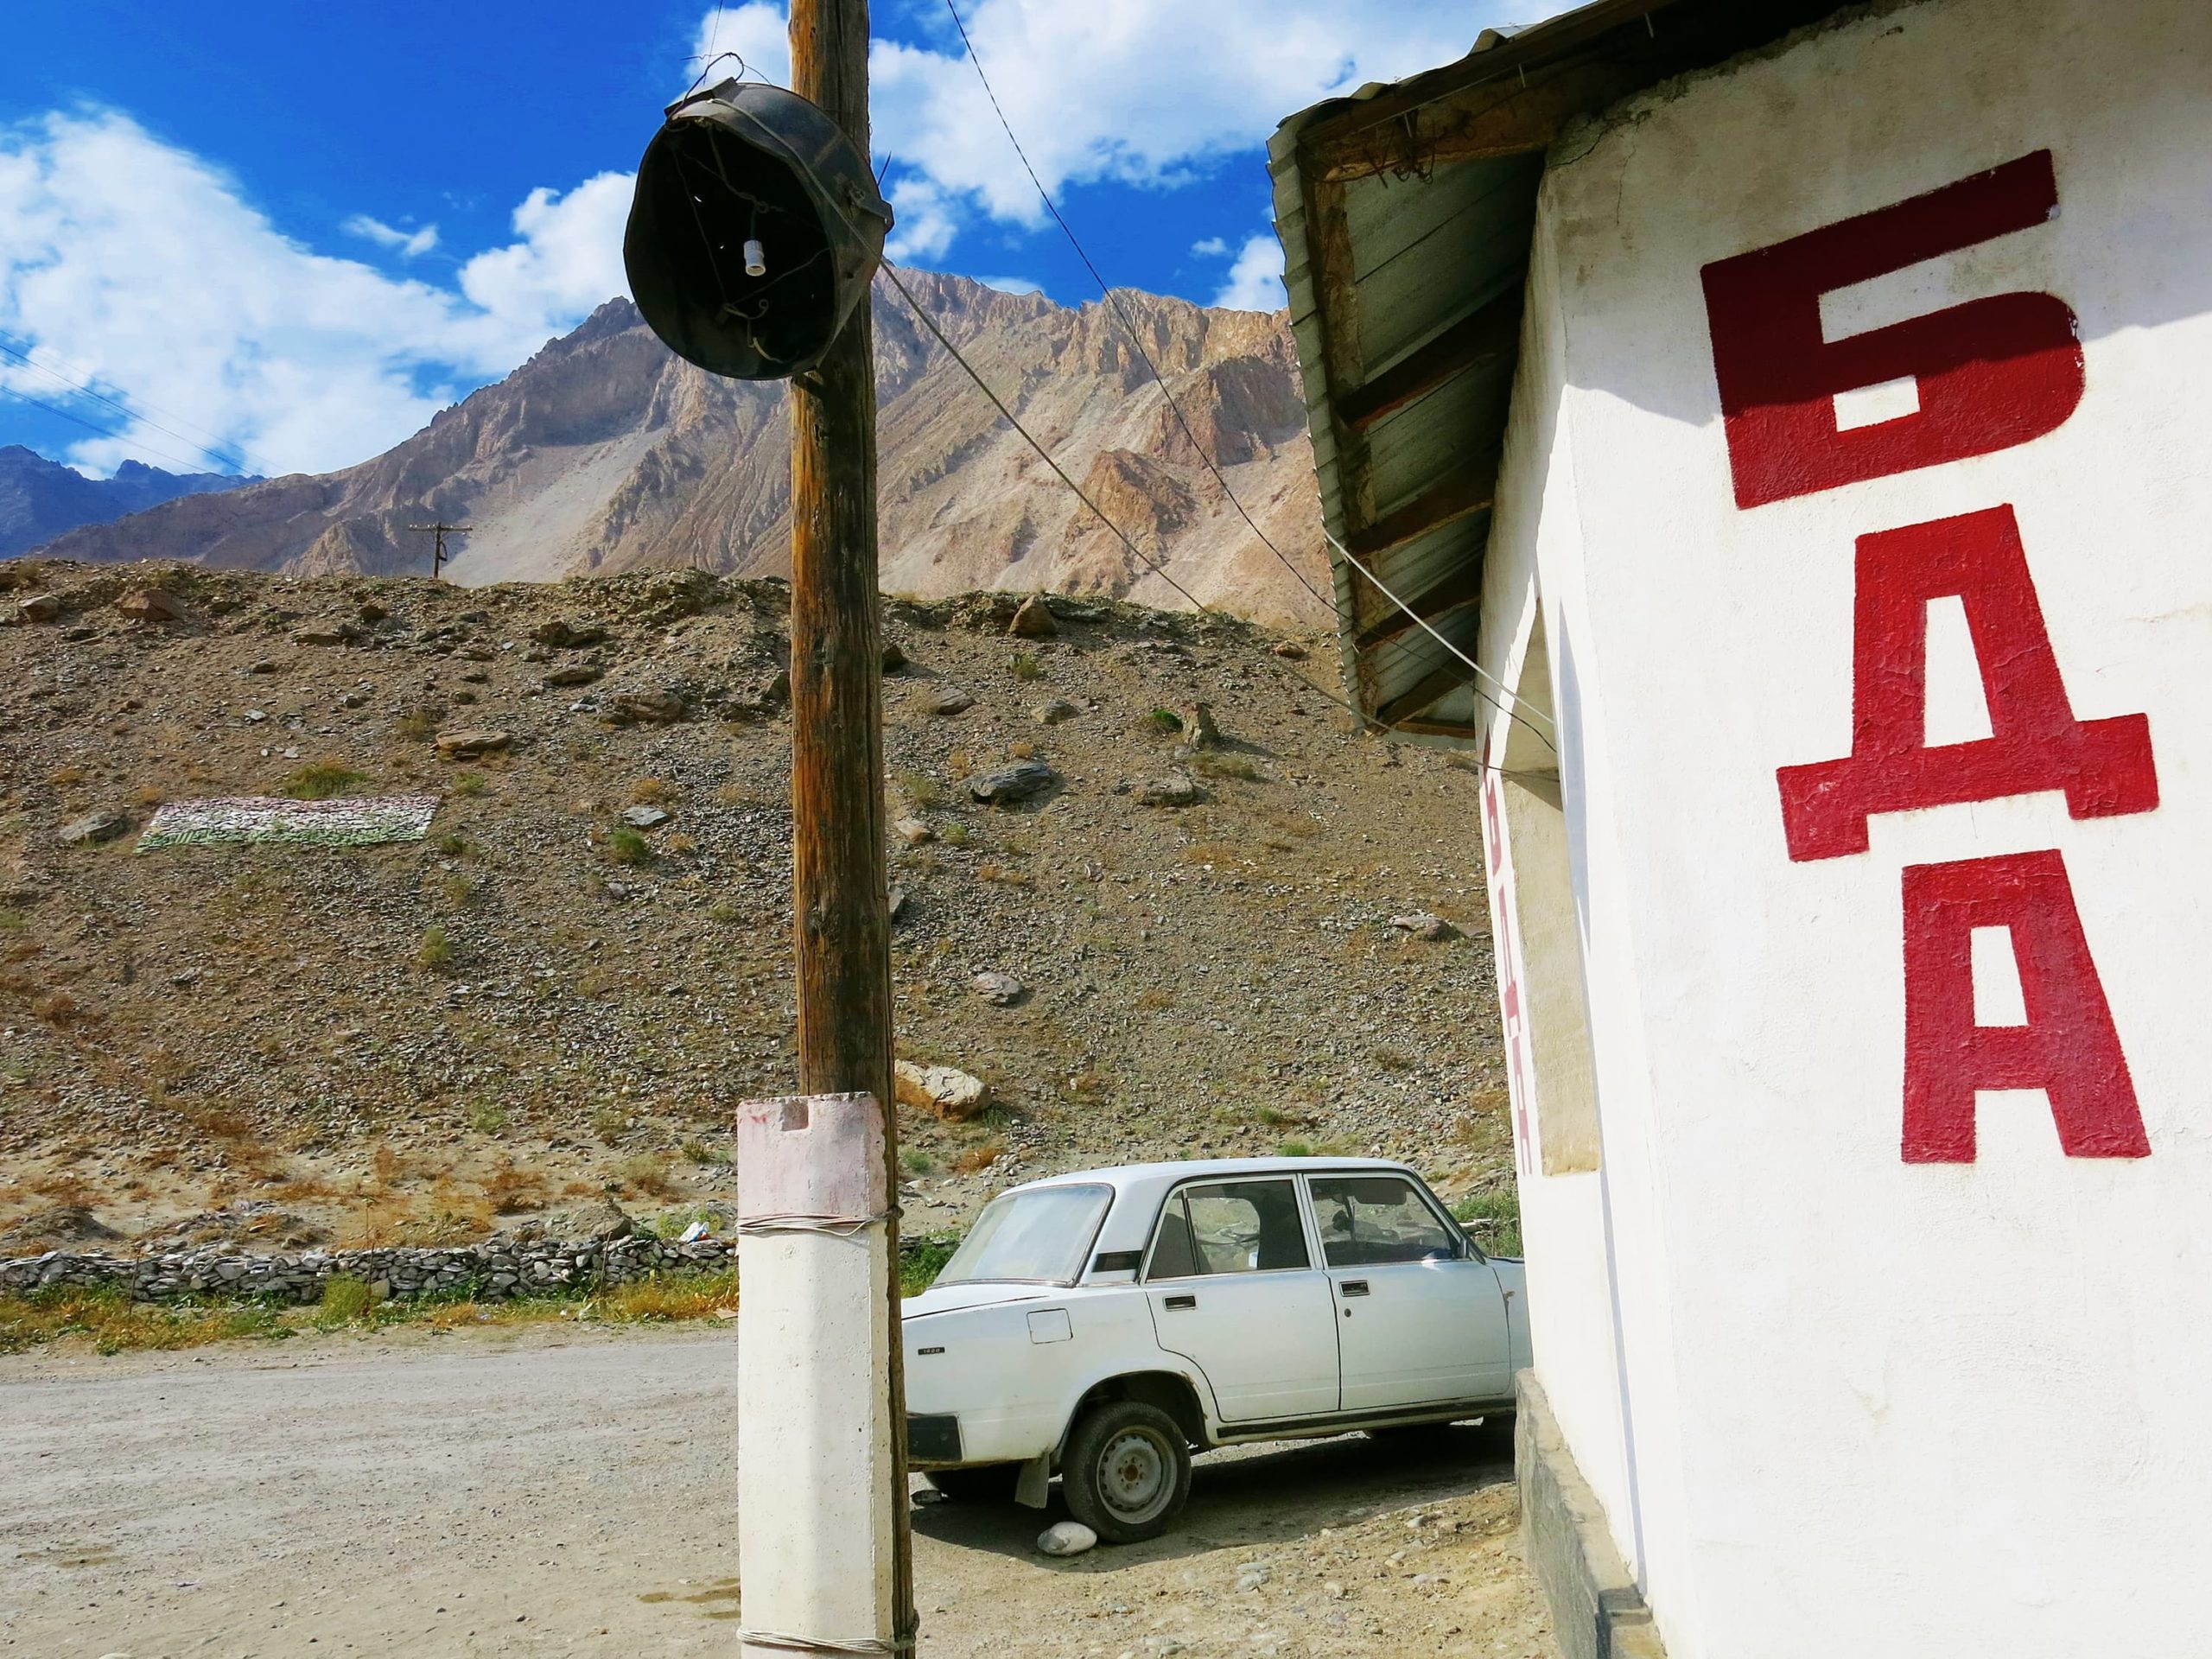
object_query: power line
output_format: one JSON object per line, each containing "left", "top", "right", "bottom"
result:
{"left": 0, "top": 383, "right": 243, "bottom": 481}
{"left": 879, "top": 261, "right": 1547, "bottom": 779}
{"left": 938, "top": 0, "right": 1332, "bottom": 620}
{"left": 936, "top": 0, "right": 1553, "bottom": 753}
{"left": 0, "top": 330, "right": 268, "bottom": 478}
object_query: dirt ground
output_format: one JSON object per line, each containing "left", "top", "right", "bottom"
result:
{"left": 0, "top": 1325, "right": 1554, "bottom": 1658}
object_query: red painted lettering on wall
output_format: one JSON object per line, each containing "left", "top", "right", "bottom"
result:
{"left": 1776, "top": 505, "right": 2155, "bottom": 861}
{"left": 1701, "top": 150, "right": 2083, "bottom": 509}
{"left": 1901, "top": 849, "right": 2148, "bottom": 1162}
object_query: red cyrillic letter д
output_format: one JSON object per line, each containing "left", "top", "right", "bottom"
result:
{"left": 1700, "top": 150, "right": 2083, "bottom": 509}
{"left": 1901, "top": 850, "right": 2148, "bottom": 1162}
{"left": 1777, "top": 505, "right": 2155, "bottom": 861}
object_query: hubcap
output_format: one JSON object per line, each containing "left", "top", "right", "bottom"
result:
{"left": 1096, "top": 1427, "right": 1172, "bottom": 1520}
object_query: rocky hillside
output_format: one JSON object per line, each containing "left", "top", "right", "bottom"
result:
{"left": 0, "top": 446, "right": 253, "bottom": 559}
{"left": 35, "top": 273, "right": 1332, "bottom": 627}
{"left": 0, "top": 560, "right": 1509, "bottom": 1256}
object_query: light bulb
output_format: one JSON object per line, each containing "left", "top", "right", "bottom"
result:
{"left": 743, "top": 238, "right": 767, "bottom": 278}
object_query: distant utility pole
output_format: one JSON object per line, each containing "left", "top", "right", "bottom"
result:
{"left": 783, "top": 0, "right": 914, "bottom": 1649}
{"left": 404, "top": 520, "right": 472, "bottom": 581}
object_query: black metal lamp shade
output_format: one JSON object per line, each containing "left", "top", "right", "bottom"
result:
{"left": 625, "top": 79, "right": 894, "bottom": 381}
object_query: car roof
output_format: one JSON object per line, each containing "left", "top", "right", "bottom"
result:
{"left": 1003, "top": 1155, "right": 1416, "bottom": 1198}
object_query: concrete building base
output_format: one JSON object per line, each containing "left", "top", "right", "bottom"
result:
{"left": 1516, "top": 1372, "right": 1668, "bottom": 1659}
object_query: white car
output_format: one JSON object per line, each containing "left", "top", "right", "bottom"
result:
{"left": 902, "top": 1156, "right": 1528, "bottom": 1542}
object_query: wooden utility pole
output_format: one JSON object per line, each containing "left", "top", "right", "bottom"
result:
{"left": 404, "top": 520, "right": 472, "bottom": 581}
{"left": 785, "top": 0, "right": 913, "bottom": 1644}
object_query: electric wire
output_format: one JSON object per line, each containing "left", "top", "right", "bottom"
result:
{"left": 936, "top": 0, "right": 1553, "bottom": 753}
{"left": 0, "top": 384, "right": 245, "bottom": 483}
{"left": 0, "top": 329, "right": 269, "bottom": 478}
{"left": 879, "top": 261, "right": 1548, "bottom": 780}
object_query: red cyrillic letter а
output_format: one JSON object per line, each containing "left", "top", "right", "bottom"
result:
{"left": 1901, "top": 849, "right": 2148, "bottom": 1162}
{"left": 1701, "top": 150, "right": 2083, "bottom": 508}
{"left": 1777, "top": 505, "right": 2155, "bottom": 861}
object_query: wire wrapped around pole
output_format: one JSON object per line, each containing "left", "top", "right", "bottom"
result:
{"left": 734, "top": 1208, "right": 898, "bottom": 1238}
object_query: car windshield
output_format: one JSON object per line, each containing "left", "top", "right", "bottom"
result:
{"left": 935, "top": 1184, "right": 1112, "bottom": 1286}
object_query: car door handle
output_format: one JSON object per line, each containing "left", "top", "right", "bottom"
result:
{"left": 1164, "top": 1294, "right": 1198, "bottom": 1311}
{"left": 1339, "top": 1281, "right": 1370, "bottom": 1298}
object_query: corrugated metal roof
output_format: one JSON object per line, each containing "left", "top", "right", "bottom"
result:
{"left": 1270, "top": 0, "right": 1853, "bottom": 744}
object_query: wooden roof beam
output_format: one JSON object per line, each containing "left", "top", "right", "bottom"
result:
{"left": 1342, "top": 452, "right": 1498, "bottom": 563}
{"left": 1374, "top": 662, "right": 1474, "bottom": 728}
{"left": 1352, "top": 558, "right": 1486, "bottom": 652}
{"left": 1337, "top": 286, "right": 1524, "bottom": 433}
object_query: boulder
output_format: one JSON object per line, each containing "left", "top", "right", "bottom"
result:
{"left": 1273, "top": 639, "right": 1310, "bottom": 660}
{"left": 292, "top": 623, "right": 362, "bottom": 646}
{"left": 888, "top": 886, "right": 909, "bottom": 922}
{"left": 971, "top": 971, "right": 1025, "bottom": 1007}
{"left": 1390, "top": 911, "right": 1459, "bottom": 942}
{"left": 434, "top": 728, "right": 513, "bottom": 760}
{"left": 1137, "top": 772, "right": 1203, "bottom": 808}
{"left": 880, "top": 640, "right": 907, "bottom": 673}
{"left": 894, "top": 1060, "right": 988, "bottom": 1122}
{"left": 605, "top": 690, "right": 686, "bottom": 724}
{"left": 969, "top": 761, "right": 1058, "bottom": 805}
{"left": 1032, "top": 697, "right": 1080, "bottom": 725}
{"left": 541, "top": 664, "right": 602, "bottom": 688}
{"left": 57, "top": 809, "right": 131, "bottom": 846}
{"left": 621, "top": 805, "right": 670, "bottom": 830}
{"left": 1176, "top": 702, "right": 1222, "bottom": 750}
{"left": 893, "top": 816, "right": 936, "bottom": 845}
{"left": 1008, "top": 593, "right": 1058, "bottom": 639}
{"left": 16, "top": 593, "right": 61, "bottom": 623}
{"left": 117, "top": 588, "right": 189, "bottom": 626}
{"left": 929, "top": 686, "right": 974, "bottom": 716}
{"left": 532, "top": 619, "right": 607, "bottom": 648}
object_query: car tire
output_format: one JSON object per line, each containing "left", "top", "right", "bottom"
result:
{"left": 1061, "top": 1400, "right": 1192, "bottom": 1544}
{"left": 925, "top": 1464, "right": 1023, "bottom": 1504}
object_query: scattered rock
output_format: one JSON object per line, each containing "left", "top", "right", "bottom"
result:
{"left": 1037, "top": 1521, "right": 1097, "bottom": 1557}
{"left": 0, "top": 1205, "right": 122, "bottom": 1250}
{"left": 1137, "top": 773, "right": 1203, "bottom": 808}
{"left": 893, "top": 1060, "right": 988, "bottom": 1122}
{"left": 244, "top": 658, "right": 280, "bottom": 676}
{"left": 532, "top": 619, "right": 607, "bottom": 649}
{"left": 605, "top": 690, "right": 686, "bottom": 724}
{"left": 621, "top": 806, "right": 670, "bottom": 830}
{"left": 434, "top": 728, "right": 513, "bottom": 760}
{"left": 1273, "top": 640, "right": 1310, "bottom": 660}
{"left": 1389, "top": 912, "right": 1459, "bottom": 942}
{"left": 893, "top": 816, "right": 935, "bottom": 845}
{"left": 293, "top": 624, "right": 361, "bottom": 647}
{"left": 541, "top": 664, "right": 602, "bottom": 688}
{"left": 16, "top": 593, "right": 61, "bottom": 623}
{"left": 929, "top": 686, "right": 974, "bottom": 716}
{"left": 881, "top": 640, "right": 907, "bottom": 673}
{"left": 888, "top": 886, "right": 909, "bottom": 922}
{"left": 358, "top": 600, "right": 389, "bottom": 623}
{"left": 969, "top": 760, "right": 1058, "bottom": 805}
{"left": 1033, "top": 697, "right": 1080, "bottom": 725}
{"left": 57, "top": 809, "right": 131, "bottom": 846}
{"left": 1008, "top": 593, "right": 1058, "bottom": 639}
{"left": 971, "top": 971, "right": 1026, "bottom": 1007}
{"left": 116, "top": 588, "right": 190, "bottom": 626}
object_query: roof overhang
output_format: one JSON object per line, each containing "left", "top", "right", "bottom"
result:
{"left": 1270, "top": 0, "right": 1854, "bottom": 744}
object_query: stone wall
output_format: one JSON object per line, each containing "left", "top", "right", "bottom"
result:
{"left": 0, "top": 1232, "right": 736, "bottom": 1304}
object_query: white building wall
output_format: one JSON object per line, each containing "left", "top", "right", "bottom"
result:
{"left": 1481, "top": 0, "right": 2212, "bottom": 1653}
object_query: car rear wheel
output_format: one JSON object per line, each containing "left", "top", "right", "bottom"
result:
{"left": 925, "top": 1464, "right": 1022, "bottom": 1504}
{"left": 1061, "top": 1400, "right": 1192, "bottom": 1544}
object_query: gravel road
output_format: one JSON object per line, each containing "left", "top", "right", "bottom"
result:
{"left": 1, "top": 1327, "right": 1553, "bottom": 1657}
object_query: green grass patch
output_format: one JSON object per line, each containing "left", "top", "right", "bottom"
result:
{"left": 1452, "top": 1189, "right": 1523, "bottom": 1258}
{"left": 281, "top": 760, "right": 369, "bottom": 800}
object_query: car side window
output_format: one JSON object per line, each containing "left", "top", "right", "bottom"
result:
{"left": 1145, "top": 1179, "right": 1310, "bottom": 1279}
{"left": 1307, "top": 1176, "right": 1459, "bottom": 1268}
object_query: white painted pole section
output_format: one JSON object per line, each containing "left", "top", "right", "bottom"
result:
{"left": 737, "top": 1092, "right": 894, "bottom": 1656}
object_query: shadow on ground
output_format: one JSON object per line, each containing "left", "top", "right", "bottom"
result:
{"left": 911, "top": 1421, "right": 1516, "bottom": 1571}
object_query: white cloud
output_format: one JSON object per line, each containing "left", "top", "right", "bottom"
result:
{"left": 1190, "top": 236, "right": 1230, "bottom": 258}
{"left": 342, "top": 213, "right": 439, "bottom": 258}
{"left": 976, "top": 276, "right": 1043, "bottom": 296}
{"left": 1211, "top": 234, "right": 1286, "bottom": 312}
{"left": 0, "top": 111, "right": 638, "bottom": 477}
{"left": 689, "top": 3, "right": 791, "bottom": 91}
{"left": 700, "top": 1, "right": 1549, "bottom": 252}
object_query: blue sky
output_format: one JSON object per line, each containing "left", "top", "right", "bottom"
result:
{"left": 0, "top": 0, "right": 1542, "bottom": 479}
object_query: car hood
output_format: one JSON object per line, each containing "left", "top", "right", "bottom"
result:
{"left": 901, "top": 1281, "right": 1057, "bottom": 1319}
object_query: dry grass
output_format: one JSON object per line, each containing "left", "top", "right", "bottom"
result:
{"left": 481, "top": 1161, "right": 550, "bottom": 1214}
{"left": 627, "top": 778, "right": 679, "bottom": 805}
{"left": 618, "top": 1154, "right": 680, "bottom": 1200}
{"left": 951, "top": 1142, "right": 1004, "bottom": 1176}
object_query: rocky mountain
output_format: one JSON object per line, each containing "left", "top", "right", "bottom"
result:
{"left": 37, "top": 273, "right": 1332, "bottom": 627}
{"left": 0, "top": 446, "right": 253, "bottom": 559}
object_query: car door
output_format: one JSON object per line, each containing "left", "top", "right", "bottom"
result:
{"left": 1141, "top": 1176, "right": 1340, "bottom": 1422}
{"left": 1306, "top": 1173, "right": 1513, "bottom": 1413}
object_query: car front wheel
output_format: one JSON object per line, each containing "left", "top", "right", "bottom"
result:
{"left": 1060, "top": 1400, "right": 1192, "bottom": 1544}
